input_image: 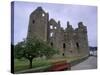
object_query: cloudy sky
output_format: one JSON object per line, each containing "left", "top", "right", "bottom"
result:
{"left": 13, "top": 1, "right": 97, "bottom": 46}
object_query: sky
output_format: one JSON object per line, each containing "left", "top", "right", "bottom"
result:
{"left": 13, "top": 1, "right": 97, "bottom": 46}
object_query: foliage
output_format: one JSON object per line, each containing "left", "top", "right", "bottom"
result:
{"left": 14, "top": 36, "right": 58, "bottom": 68}
{"left": 14, "top": 42, "right": 25, "bottom": 59}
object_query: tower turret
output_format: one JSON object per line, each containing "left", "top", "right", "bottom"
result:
{"left": 27, "top": 7, "right": 49, "bottom": 41}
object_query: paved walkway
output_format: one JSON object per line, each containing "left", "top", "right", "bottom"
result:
{"left": 71, "top": 56, "right": 97, "bottom": 70}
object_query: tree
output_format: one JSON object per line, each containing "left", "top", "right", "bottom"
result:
{"left": 14, "top": 37, "right": 58, "bottom": 68}
{"left": 40, "top": 43, "right": 58, "bottom": 59}
{"left": 14, "top": 41, "right": 25, "bottom": 59}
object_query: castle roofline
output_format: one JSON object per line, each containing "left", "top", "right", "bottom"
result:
{"left": 31, "top": 6, "right": 46, "bottom": 16}
{"left": 49, "top": 18, "right": 58, "bottom": 24}
{"left": 35, "top": 7, "right": 44, "bottom": 12}
{"left": 49, "top": 18, "right": 56, "bottom": 22}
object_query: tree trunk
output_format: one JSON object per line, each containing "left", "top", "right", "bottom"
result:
{"left": 29, "top": 59, "right": 33, "bottom": 68}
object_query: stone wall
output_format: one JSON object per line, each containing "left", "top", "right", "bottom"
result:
{"left": 27, "top": 7, "right": 48, "bottom": 41}
{"left": 27, "top": 7, "right": 89, "bottom": 57}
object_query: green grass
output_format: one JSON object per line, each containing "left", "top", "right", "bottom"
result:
{"left": 14, "top": 55, "right": 87, "bottom": 72}
{"left": 14, "top": 58, "right": 51, "bottom": 72}
{"left": 14, "top": 59, "right": 28, "bottom": 72}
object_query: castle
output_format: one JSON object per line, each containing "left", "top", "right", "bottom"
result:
{"left": 27, "top": 7, "right": 89, "bottom": 57}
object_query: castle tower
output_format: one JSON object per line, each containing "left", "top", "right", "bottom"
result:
{"left": 64, "top": 21, "right": 78, "bottom": 57}
{"left": 27, "top": 7, "right": 49, "bottom": 41}
{"left": 75, "top": 22, "right": 89, "bottom": 56}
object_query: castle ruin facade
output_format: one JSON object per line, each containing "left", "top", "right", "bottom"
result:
{"left": 27, "top": 7, "right": 89, "bottom": 57}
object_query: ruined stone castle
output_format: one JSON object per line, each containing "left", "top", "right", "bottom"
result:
{"left": 27, "top": 7, "right": 89, "bottom": 57}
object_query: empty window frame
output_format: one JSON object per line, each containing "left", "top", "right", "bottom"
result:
{"left": 32, "top": 20, "right": 35, "bottom": 24}
{"left": 50, "top": 25, "right": 53, "bottom": 29}
{"left": 50, "top": 32, "right": 54, "bottom": 37}
{"left": 76, "top": 42, "right": 79, "bottom": 48}
{"left": 63, "top": 43, "right": 66, "bottom": 49}
{"left": 42, "top": 13, "right": 45, "bottom": 17}
{"left": 51, "top": 42, "right": 53, "bottom": 47}
{"left": 54, "top": 26, "right": 57, "bottom": 29}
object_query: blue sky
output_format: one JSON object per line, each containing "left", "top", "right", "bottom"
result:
{"left": 13, "top": 1, "right": 97, "bottom": 46}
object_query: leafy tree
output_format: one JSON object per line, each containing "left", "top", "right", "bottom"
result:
{"left": 14, "top": 37, "right": 59, "bottom": 68}
{"left": 39, "top": 43, "right": 58, "bottom": 59}
{"left": 14, "top": 41, "right": 25, "bottom": 59}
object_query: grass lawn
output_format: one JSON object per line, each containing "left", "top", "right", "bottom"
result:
{"left": 14, "top": 55, "right": 87, "bottom": 72}
{"left": 14, "top": 58, "right": 51, "bottom": 72}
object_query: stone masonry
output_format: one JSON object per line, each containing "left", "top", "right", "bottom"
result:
{"left": 27, "top": 7, "right": 89, "bottom": 57}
